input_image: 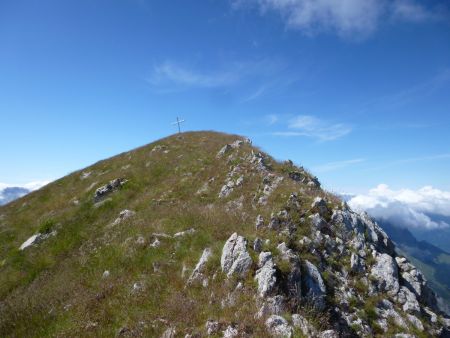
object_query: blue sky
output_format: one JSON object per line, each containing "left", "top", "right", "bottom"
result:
{"left": 1, "top": 0, "right": 450, "bottom": 194}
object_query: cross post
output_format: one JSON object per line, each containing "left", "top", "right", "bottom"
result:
{"left": 171, "top": 117, "right": 185, "bottom": 134}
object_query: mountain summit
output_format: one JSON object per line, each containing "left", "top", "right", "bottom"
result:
{"left": 0, "top": 131, "right": 449, "bottom": 337}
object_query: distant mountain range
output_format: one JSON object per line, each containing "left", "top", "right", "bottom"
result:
{"left": 0, "top": 187, "right": 30, "bottom": 206}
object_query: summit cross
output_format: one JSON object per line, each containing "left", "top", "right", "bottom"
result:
{"left": 171, "top": 117, "right": 185, "bottom": 134}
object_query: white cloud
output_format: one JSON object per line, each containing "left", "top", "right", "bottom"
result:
{"left": 313, "top": 158, "right": 365, "bottom": 172}
{"left": 148, "top": 61, "right": 239, "bottom": 88}
{"left": 273, "top": 115, "right": 351, "bottom": 141}
{"left": 348, "top": 184, "right": 450, "bottom": 229}
{"left": 233, "top": 0, "right": 439, "bottom": 39}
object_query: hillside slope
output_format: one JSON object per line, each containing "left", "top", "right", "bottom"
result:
{"left": 0, "top": 131, "right": 449, "bottom": 337}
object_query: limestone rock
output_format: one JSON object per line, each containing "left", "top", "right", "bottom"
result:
{"left": 255, "top": 252, "right": 277, "bottom": 298}
{"left": 292, "top": 314, "right": 315, "bottom": 337}
{"left": 174, "top": 228, "right": 196, "bottom": 238}
{"left": 265, "top": 315, "right": 292, "bottom": 337}
{"left": 221, "top": 233, "right": 252, "bottom": 278}
{"left": 311, "top": 197, "right": 329, "bottom": 217}
{"left": 19, "top": 231, "right": 56, "bottom": 250}
{"left": 187, "top": 248, "right": 212, "bottom": 286}
{"left": 223, "top": 325, "right": 238, "bottom": 337}
{"left": 205, "top": 320, "right": 220, "bottom": 335}
{"left": 253, "top": 237, "right": 263, "bottom": 252}
{"left": 256, "top": 295, "right": 286, "bottom": 318}
{"left": 303, "top": 260, "right": 326, "bottom": 310}
{"left": 94, "top": 178, "right": 126, "bottom": 202}
{"left": 255, "top": 214, "right": 264, "bottom": 230}
{"left": 112, "top": 209, "right": 135, "bottom": 226}
{"left": 217, "top": 144, "right": 232, "bottom": 158}
{"left": 370, "top": 253, "right": 399, "bottom": 296}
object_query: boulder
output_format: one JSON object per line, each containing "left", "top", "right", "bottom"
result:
{"left": 370, "top": 253, "right": 399, "bottom": 296}
{"left": 292, "top": 314, "right": 316, "bottom": 337}
{"left": 265, "top": 315, "right": 292, "bottom": 337}
{"left": 19, "top": 231, "right": 56, "bottom": 250}
{"left": 255, "top": 252, "right": 277, "bottom": 297}
{"left": 94, "top": 178, "right": 126, "bottom": 202}
{"left": 255, "top": 215, "right": 264, "bottom": 230}
{"left": 221, "top": 233, "right": 252, "bottom": 278}
{"left": 256, "top": 295, "right": 286, "bottom": 318}
{"left": 187, "top": 248, "right": 212, "bottom": 286}
{"left": 303, "top": 260, "right": 327, "bottom": 310}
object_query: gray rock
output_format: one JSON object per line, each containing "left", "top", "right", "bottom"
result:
{"left": 396, "top": 286, "right": 420, "bottom": 314}
{"left": 292, "top": 314, "right": 315, "bottom": 337}
{"left": 161, "top": 327, "right": 176, "bottom": 338}
{"left": 406, "top": 314, "right": 424, "bottom": 331}
{"left": 255, "top": 252, "right": 277, "bottom": 297}
{"left": 350, "top": 253, "right": 365, "bottom": 273}
{"left": 256, "top": 295, "right": 286, "bottom": 318}
{"left": 112, "top": 209, "right": 135, "bottom": 225}
{"left": 253, "top": 238, "right": 263, "bottom": 252}
{"left": 174, "top": 228, "right": 196, "bottom": 238}
{"left": 265, "top": 315, "right": 292, "bottom": 337}
{"left": 319, "top": 330, "right": 338, "bottom": 338}
{"left": 309, "top": 213, "right": 328, "bottom": 232}
{"left": 223, "top": 325, "right": 239, "bottom": 337}
{"left": 277, "top": 243, "right": 301, "bottom": 299}
{"left": 217, "top": 144, "right": 232, "bottom": 158}
{"left": 303, "top": 260, "right": 326, "bottom": 310}
{"left": 94, "top": 178, "right": 126, "bottom": 202}
{"left": 255, "top": 214, "right": 265, "bottom": 230}
{"left": 187, "top": 248, "right": 212, "bottom": 286}
{"left": 370, "top": 253, "right": 399, "bottom": 296}
{"left": 150, "top": 238, "right": 161, "bottom": 248}
{"left": 19, "top": 230, "right": 57, "bottom": 250}
{"left": 311, "top": 197, "right": 329, "bottom": 217}
{"left": 220, "top": 233, "right": 252, "bottom": 278}
{"left": 205, "top": 320, "right": 220, "bottom": 335}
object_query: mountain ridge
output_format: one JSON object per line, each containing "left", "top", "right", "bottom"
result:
{"left": 0, "top": 131, "right": 449, "bottom": 337}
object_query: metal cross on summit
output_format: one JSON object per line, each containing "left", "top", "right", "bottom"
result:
{"left": 171, "top": 117, "right": 185, "bottom": 134}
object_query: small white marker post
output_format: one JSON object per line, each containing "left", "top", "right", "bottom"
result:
{"left": 171, "top": 117, "right": 185, "bottom": 134}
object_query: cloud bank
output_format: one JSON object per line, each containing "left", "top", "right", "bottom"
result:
{"left": 348, "top": 184, "right": 450, "bottom": 229}
{"left": 233, "top": 0, "right": 441, "bottom": 39}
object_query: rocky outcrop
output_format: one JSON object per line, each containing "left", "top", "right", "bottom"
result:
{"left": 221, "top": 233, "right": 252, "bottom": 278}
{"left": 265, "top": 315, "right": 292, "bottom": 337}
{"left": 255, "top": 252, "right": 278, "bottom": 298}
{"left": 303, "top": 260, "right": 326, "bottom": 310}
{"left": 94, "top": 178, "right": 126, "bottom": 202}
{"left": 187, "top": 248, "right": 212, "bottom": 286}
{"left": 370, "top": 252, "right": 400, "bottom": 296}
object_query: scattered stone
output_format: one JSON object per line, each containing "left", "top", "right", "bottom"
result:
{"left": 221, "top": 233, "right": 253, "bottom": 278}
{"left": 265, "top": 315, "right": 292, "bottom": 337}
{"left": 255, "top": 215, "right": 264, "bottom": 230}
{"left": 205, "top": 320, "right": 220, "bottom": 335}
{"left": 112, "top": 209, "right": 135, "bottom": 226}
{"left": 102, "top": 270, "right": 110, "bottom": 279}
{"left": 161, "top": 327, "right": 176, "bottom": 338}
{"left": 19, "top": 231, "right": 57, "bottom": 250}
{"left": 253, "top": 237, "right": 263, "bottom": 252}
{"left": 187, "top": 248, "right": 212, "bottom": 286}
{"left": 135, "top": 236, "right": 146, "bottom": 246}
{"left": 174, "top": 228, "right": 196, "bottom": 238}
{"left": 94, "top": 178, "right": 126, "bottom": 202}
{"left": 223, "top": 325, "right": 239, "bottom": 337}
{"left": 80, "top": 171, "right": 91, "bottom": 179}
{"left": 150, "top": 238, "right": 161, "bottom": 248}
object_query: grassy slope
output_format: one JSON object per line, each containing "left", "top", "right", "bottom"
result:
{"left": 0, "top": 131, "right": 333, "bottom": 337}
